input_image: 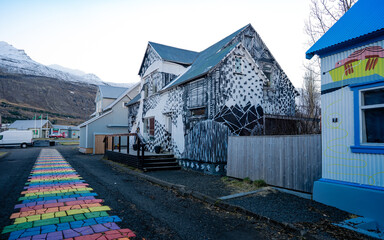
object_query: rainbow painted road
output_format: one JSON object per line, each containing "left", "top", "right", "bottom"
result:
{"left": 1, "top": 149, "right": 137, "bottom": 240}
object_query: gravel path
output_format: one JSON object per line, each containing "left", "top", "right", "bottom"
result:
{"left": 226, "top": 187, "right": 350, "bottom": 224}
{"left": 146, "top": 170, "right": 234, "bottom": 198}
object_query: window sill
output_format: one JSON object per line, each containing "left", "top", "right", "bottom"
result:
{"left": 350, "top": 145, "right": 384, "bottom": 154}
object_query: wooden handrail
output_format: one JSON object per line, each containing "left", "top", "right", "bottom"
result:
{"left": 103, "top": 133, "right": 146, "bottom": 169}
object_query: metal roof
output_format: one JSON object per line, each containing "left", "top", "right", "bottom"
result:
{"left": 9, "top": 120, "right": 50, "bottom": 130}
{"left": 149, "top": 42, "right": 198, "bottom": 65}
{"left": 164, "top": 24, "right": 248, "bottom": 89}
{"left": 126, "top": 93, "right": 141, "bottom": 106}
{"left": 98, "top": 85, "right": 128, "bottom": 99}
{"left": 306, "top": 0, "right": 384, "bottom": 59}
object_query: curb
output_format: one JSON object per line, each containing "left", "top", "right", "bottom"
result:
{"left": 103, "top": 159, "right": 314, "bottom": 238}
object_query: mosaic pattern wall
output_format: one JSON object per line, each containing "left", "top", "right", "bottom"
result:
{"left": 181, "top": 120, "right": 229, "bottom": 175}
{"left": 183, "top": 120, "right": 229, "bottom": 163}
{"left": 228, "top": 25, "right": 297, "bottom": 116}
{"left": 145, "top": 120, "right": 173, "bottom": 153}
{"left": 139, "top": 46, "right": 160, "bottom": 77}
{"left": 142, "top": 94, "right": 160, "bottom": 116}
{"left": 162, "top": 88, "right": 184, "bottom": 126}
{"left": 214, "top": 103, "right": 264, "bottom": 136}
{"left": 128, "top": 103, "right": 139, "bottom": 133}
{"left": 1, "top": 149, "right": 136, "bottom": 240}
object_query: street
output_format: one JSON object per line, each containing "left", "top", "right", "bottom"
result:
{"left": 0, "top": 146, "right": 300, "bottom": 240}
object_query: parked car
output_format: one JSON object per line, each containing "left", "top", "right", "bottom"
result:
{"left": 49, "top": 132, "right": 66, "bottom": 138}
{"left": 0, "top": 130, "right": 33, "bottom": 148}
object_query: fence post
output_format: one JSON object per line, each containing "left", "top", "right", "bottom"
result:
{"left": 112, "top": 136, "right": 114, "bottom": 152}
{"left": 127, "top": 135, "right": 129, "bottom": 154}
{"left": 118, "top": 136, "right": 121, "bottom": 152}
{"left": 104, "top": 136, "right": 107, "bottom": 153}
{"left": 137, "top": 138, "right": 141, "bottom": 169}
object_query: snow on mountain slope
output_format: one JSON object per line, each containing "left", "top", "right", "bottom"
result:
{"left": 0, "top": 41, "right": 106, "bottom": 86}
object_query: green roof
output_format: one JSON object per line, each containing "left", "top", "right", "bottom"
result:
{"left": 164, "top": 24, "right": 248, "bottom": 89}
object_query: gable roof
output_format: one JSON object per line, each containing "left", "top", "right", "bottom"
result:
{"left": 78, "top": 110, "right": 113, "bottom": 128}
{"left": 9, "top": 120, "right": 51, "bottom": 130}
{"left": 98, "top": 85, "right": 128, "bottom": 99}
{"left": 103, "top": 82, "right": 140, "bottom": 111}
{"left": 149, "top": 42, "right": 198, "bottom": 65}
{"left": 306, "top": 0, "right": 384, "bottom": 59}
{"left": 126, "top": 93, "right": 141, "bottom": 106}
{"left": 138, "top": 42, "right": 199, "bottom": 76}
{"left": 164, "top": 24, "right": 249, "bottom": 90}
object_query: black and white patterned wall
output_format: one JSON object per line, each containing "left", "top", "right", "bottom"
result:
{"left": 144, "top": 119, "right": 173, "bottom": 153}
{"left": 139, "top": 46, "right": 160, "bottom": 77}
{"left": 128, "top": 103, "right": 139, "bottom": 132}
{"left": 162, "top": 88, "right": 184, "bottom": 126}
{"left": 228, "top": 25, "right": 298, "bottom": 116}
{"left": 142, "top": 94, "right": 160, "bottom": 116}
{"left": 180, "top": 120, "right": 229, "bottom": 175}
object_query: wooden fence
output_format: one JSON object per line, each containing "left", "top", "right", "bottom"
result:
{"left": 227, "top": 134, "right": 321, "bottom": 193}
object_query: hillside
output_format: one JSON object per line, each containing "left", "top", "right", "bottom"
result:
{"left": 0, "top": 71, "right": 97, "bottom": 125}
{"left": 0, "top": 41, "right": 134, "bottom": 126}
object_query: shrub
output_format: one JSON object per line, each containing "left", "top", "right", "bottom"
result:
{"left": 253, "top": 179, "right": 267, "bottom": 188}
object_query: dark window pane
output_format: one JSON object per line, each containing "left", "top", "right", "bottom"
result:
{"left": 365, "top": 108, "right": 384, "bottom": 143}
{"left": 363, "top": 88, "right": 384, "bottom": 105}
{"left": 191, "top": 108, "right": 205, "bottom": 116}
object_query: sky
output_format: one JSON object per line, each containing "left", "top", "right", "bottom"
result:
{"left": 0, "top": 0, "right": 310, "bottom": 88}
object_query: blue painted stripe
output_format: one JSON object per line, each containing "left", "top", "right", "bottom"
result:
{"left": 321, "top": 74, "right": 384, "bottom": 94}
{"left": 319, "top": 178, "right": 384, "bottom": 191}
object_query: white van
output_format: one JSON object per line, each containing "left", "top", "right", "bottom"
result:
{"left": 0, "top": 130, "right": 34, "bottom": 148}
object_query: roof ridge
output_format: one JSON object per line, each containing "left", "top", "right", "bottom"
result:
{"left": 148, "top": 41, "right": 198, "bottom": 54}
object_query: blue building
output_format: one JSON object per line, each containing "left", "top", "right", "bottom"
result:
{"left": 306, "top": 0, "right": 384, "bottom": 232}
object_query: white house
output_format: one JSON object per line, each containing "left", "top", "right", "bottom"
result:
{"left": 306, "top": 0, "right": 384, "bottom": 232}
{"left": 127, "top": 24, "right": 298, "bottom": 175}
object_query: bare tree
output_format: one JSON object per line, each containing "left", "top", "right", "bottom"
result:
{"left": 298, "top": 67, "right": 320, "bottom": 118}
{"left": 304, "top": 0, "right": 357, "bottom": 77}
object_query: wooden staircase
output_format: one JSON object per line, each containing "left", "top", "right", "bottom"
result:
{"left": 142, "top": 154, "right": 180, "bottom": 171}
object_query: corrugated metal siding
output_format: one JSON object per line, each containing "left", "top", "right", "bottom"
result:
{"left": 321, "top": 81, "right": 384, "bottom": 187}
{"left": 321, "top": 39, "right": 384, "bottom": 86}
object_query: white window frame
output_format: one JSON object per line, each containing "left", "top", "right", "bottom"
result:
{"left": 359, "top": 85, "right": 384, "bottom": 146}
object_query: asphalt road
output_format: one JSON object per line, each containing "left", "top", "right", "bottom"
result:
{"left": 0, "top": 146, "right": 301, "bottom": 240}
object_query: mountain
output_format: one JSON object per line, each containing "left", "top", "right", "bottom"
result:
{"left": 48, "top": 64, "right": 135, "bottom": 89}
{"left": 0, "top": 41, "right": 134, "bottom": 125}
{"left": 0, "top": 41, "right": 106, "bottom": 85}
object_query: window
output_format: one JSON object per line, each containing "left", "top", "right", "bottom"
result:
{"left": 0, "top": 135, "right": 3, "bottom": 140}
{"left": 144, "top": 117, "right": 155, "bottom": 137}
{"left": 360, "top": 87, "right": 384, "bottom": 143}
{"left": 350, "top": 81, "right": 384, "bottom": 154}
{"left": 188, "top": 79, "right": 206, "bottom": 108}
{"left": 152, "top": 83, "right": 157, "bottom": 94}
{"left": 191, "top": 108, "right": 206, "bottom": 117}
{"left": 234, "top": 57, "right": 242, "bottom": 74}
{"left": 143, "top": 84, "right": 148, "bottom": 99}
{"left": 165, "top": 116, "right": 172, "bottom": 134}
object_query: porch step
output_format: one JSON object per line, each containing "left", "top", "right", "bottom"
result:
{"left": 143, "top": 154, "right": 174, "bottom": 159}
{"left": 143, "top": 161, "right": 179, "bottom": 167}
{"left": 143, "top": 165, "right": 181, "bottom": 172}
{"left": 143, "top": 157, "right": 177, "bottom": 163}
{"left": 140, "top": 153, "right": 179, "bottom": 171}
